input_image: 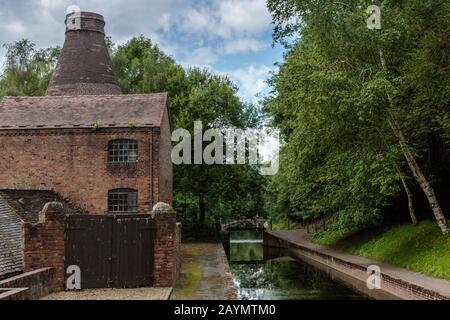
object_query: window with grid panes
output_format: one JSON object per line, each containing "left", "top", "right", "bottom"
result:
{"left": 108, "top": 140, "right": 138, "bottom": 163}
{"left": 108, "top": 189, "right": 138, "bottom": 213}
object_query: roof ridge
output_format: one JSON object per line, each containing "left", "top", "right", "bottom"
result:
{"left": 3, "top": 92, "right": 169, "bottom": 99}
{"left": 0, "top": 93, "right": 168, "bottom": 130}
{"left": 159, "top": 94, "right": 168, "bottom": 126}
{"left": 0, "top": 188, "right": 53, "bottom": 192}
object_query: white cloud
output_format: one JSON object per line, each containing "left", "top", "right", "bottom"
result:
{"left": 216, "top": 0, "right": 271, "bottom": 39}
{"left": 0, "top": 0, "right": 279, "bottom": 103}
{"left": 182, "top": 47, "right": 217, "bottom": 67}
{"left": 223, "top": 38, "right": 267, "bottom": 54}
{"left": 159, "top": 13, "right": 172, "bottom": 33}
{"left": 0, "top": 0, "right": 184, "bottom": 46}
{"left": 0, "top": 0, "right": 273, "bottom": 59}
{"left": 3, "top": 20, "right": 26, "bottom": 34}
{"left": 180, "top": 7, "right": 213, "bottom": 34}
{"left": 178, "top": 0, "right": 271, "bottom": 54}
{"left": 147, "top": 31, "right": 179, "bottom": 57}
{"left": 229, "top": 64, "right": 273, "bottom": 102}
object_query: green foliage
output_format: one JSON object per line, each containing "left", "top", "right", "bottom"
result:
{"left": 0, "top": 36, "right": 267, "bottom": 240}
{"left": 91, "top": 121, "right": 101, "bottom": 132}
{"left": 127, "top": 119, "right": 138, "bottom": 128}
{"left": 111, "top": 36, "right": 186, "bottom": 98}
{"left": 110, "top": 36, "right": 267, "bottom": 235}
{"left": 314, "top": 220, "right": 450, "bottom": 280}
{"left": 0, "top": 39, "right": 59, "bottom": 99}
{"left": 264, "top": 0, "right": 450, "bottom": 231}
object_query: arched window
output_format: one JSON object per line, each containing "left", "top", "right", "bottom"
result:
{"left": 108, "top": 189, "right": 138, "bottom": 213}
{"left": 108, "top": 140, "right": 138, "bottom": 163}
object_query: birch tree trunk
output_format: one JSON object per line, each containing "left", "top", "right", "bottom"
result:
{"left": 389, "top": 115, "right": 448, "bottom": 234}
{"left": 399, "top": 172, "right": 417, "bottom": 226}
{"left": 380, "top": 50, "right": 448, "bottom": 235}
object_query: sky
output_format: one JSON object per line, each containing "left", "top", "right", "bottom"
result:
{"left": 0, "top": 0, "right": 285, "bottom": 103}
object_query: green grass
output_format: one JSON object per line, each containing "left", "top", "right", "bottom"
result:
{"left": 313, "top": 220, "right": 450, "bottom": 280}
{"left": 271, "top": 218, "right": 301, "bottom": 231}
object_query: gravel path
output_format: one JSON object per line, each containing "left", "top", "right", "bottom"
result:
{"left": 42, "top": 287, "right": 172, "bottom": 300}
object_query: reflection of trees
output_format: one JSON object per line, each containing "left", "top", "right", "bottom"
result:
{"left": 230, "top": 243, "right": 264, "bottom": 261}
{"left": 228, "top": 231, "right": 364, "bottom": 300}
{"left": 229, "top": 230, "right": 263, "bottom": 240}
{"left": 229, "top": 230, "right": 264, "bottom": 262}
{"left": 231, "top": 260, "right": 360, "bottom": 300}
{"left": 231, "top": 264, "right": 275, "bottom": 300}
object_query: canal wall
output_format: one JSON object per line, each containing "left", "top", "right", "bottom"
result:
{"left": 264, "top": 231, "right": 450, "bottom": 300}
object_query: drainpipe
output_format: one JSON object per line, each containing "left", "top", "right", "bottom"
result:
{"left": 149, "top": 128, "right": 153, "bottom": 209}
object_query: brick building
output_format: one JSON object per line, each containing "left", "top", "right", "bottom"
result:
{"left": 0, "top": 12, "right": 179, "bottom": 294}
{"left": 0, "top": 12, "right": 173, "bottom": 214}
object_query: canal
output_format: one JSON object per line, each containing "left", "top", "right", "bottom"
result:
{"left": 226, "top": 230, "right": 366, "bottom": 300}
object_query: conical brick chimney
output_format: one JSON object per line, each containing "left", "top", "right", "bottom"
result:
{"left": 46, "top": 12, "right": 122, "bottom": 96}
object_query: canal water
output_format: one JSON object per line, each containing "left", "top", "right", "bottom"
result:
{"left": 226, "top": 230, "right": 365, "bottom": 300}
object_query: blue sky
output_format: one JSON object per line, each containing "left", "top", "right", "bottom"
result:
{"left": 0, "top": 0, "right": 285, "bottom": 103}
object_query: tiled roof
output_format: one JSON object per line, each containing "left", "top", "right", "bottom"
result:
{"left": 0, "top": 190, "right": 80, "bottom": 224}
{"left": 0, "top": 93, "right": 168, "bottom": 130}
{"left": 0, "top": 195, "right": 23, "bottom": 278}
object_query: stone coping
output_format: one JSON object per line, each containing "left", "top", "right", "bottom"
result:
{"left": 266, "top": 230, "right": 450, "bottom": 300}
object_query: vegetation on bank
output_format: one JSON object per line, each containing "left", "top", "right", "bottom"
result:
{"left": 270, "top": 218, "right": 300, "bottom": 231}
{"left": 313, "top": 220, "right": 450, "bottom": 280}
{"left": 264, "top": 0, "right": 450, "bottom": 235}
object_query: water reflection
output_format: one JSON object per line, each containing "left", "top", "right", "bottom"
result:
{"left": 229, "top": 230, "right": 264, "bottom": 262}
{"left": 227, "top": 230, "right": 366, "bottom": 300}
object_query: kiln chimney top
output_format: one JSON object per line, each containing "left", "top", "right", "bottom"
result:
{"left": 65, "top": 12, "right": 106, "bottom": 34}
{"left": 46, "top": 12, "right": 122, "bottom": 96}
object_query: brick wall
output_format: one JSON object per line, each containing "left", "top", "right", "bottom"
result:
{"left": 21, "top": 204, "right": 181, "bottom": 291}
{"left": 153, "top": 206, "right": 178, "bottom": 287}
{"left": 0, "top": 268, "right": 54, "bottom": 300}
{"left": 173, "top": 223, "right": 182, "bottom": 282}
{"left": 23, "top": 204, "right": 65, "bottom": 291}
{"left": 0, "top": 128, "right": 172, "bottom": 213}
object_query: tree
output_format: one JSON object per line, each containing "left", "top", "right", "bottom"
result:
{"left": 0, "top": 39, "right": 59, "bottom": 99}
{"left": 0, "top": 36, "right": 267, "bottom": 232}
{"left": 265, "top": 0, "right": 449, "bottom": 234}
{"left": 111, "top": 37, "right": 266, "bottom": 226}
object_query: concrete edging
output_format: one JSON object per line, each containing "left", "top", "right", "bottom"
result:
{"left": 0, "top": 268, "right": 54, "bottom": 300}
{"left": 0, "top": 288, "right": 29, "bottom": 300}
{"left": 264, "top": 231, "right": 450, "bottom": 300}
{"left": 219, "top": 245, "right": 239, "bottom": 300}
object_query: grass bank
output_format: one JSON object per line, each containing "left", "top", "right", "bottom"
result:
{"left": 313, "top": 220, "right": 450, "bottom": 280}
